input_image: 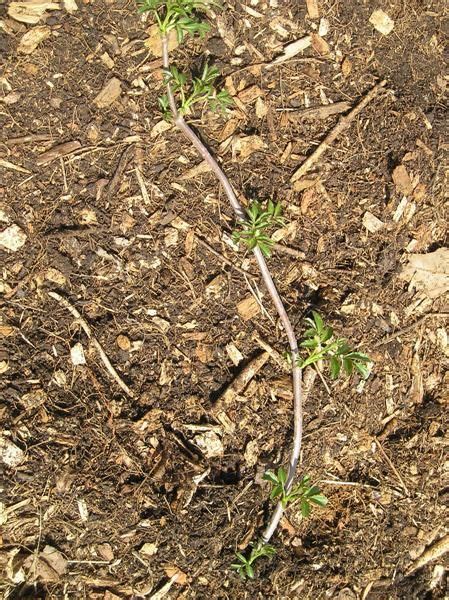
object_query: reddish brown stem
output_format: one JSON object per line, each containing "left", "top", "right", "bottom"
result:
{"left": 161, "top": 35, "right": 303, "bottom": 543}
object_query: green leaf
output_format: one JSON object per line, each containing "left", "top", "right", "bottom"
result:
{"left": 246, "top": 564, "right": 255, "bottom": 579}
{"left": 330, "top": 355, "right": 341, "bottom": 379}
{"left": 263, "top": 471, "right": 279, "bottom": 484}
{"left": 312, "top": 311, "right": 324, "bottom": 333}
{"left": 310, "top": 493, "right": 328, "bottom": 507}
{"left": 299, "top": 338, "right": 319, "bottom": 349}
{"left": 342, "top": 357, "right": 354, "bottom": 376}
{"left": 300, "top": 498, "right": 311, "bottom": 518}
{"left": 277, "top": 467, "right": 287, "bottom": 485}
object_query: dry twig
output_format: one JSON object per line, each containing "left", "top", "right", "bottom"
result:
{"left": 48, "top": 291, "right": 134, "bottom": 398}
{"left": 291, "top": 80, "right": 387, "bottom": 182}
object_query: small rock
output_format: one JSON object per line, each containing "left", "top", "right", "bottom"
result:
{"left": 116, "top": 334, "right": 131, "bottom": 351}
{"left": 194, "top": 431, "right": 224, "bottom": 458}
{"left": 369, "top": 9, "right": 394, "bottom": 35}
{"left": 0, "top": 436, "right": 25, "bottom": 468}
{"left": 93, "top": 77, "right": 122, "bottom": 108}
{"left": 0, "top": 224, "right": 27, "bottom": 252}
{"left": 70, "top": 342, "right": 86, "bottom": 366}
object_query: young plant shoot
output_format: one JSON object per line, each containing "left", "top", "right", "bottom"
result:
{"left": 139, "top": 0, "right": 372, "bottom": 580}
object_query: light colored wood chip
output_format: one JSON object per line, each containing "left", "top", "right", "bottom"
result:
{"left": 145, "top": 24, "right": 178, "bottom": 56}
{"left": 268, "top": 36, "right": 311, "bottom": 66}
{"left": 180, "top": 160, "right": 212, "bottom": 180}
{"left": 362, "top": 211, "right": 385, "bottom": 233}
{"left": 93, "top": 77, "right": 122, "bottom": 108}
{"left": 306, "top": 0, "right": 320, "bottom": 19}
{"left": 392, "top": 164, "right": 413, "bottom": 196}
{"left": 17, "top": 25, "right": 50, "bottom": 54}
{"left": 237, "top": 295, "right": 261, "bottom": 321}
{"left": 400, "top": 248, "right": 449, "bottom": 299}
{"left": 8, "top": 1, "right": 60, "bottom": 24}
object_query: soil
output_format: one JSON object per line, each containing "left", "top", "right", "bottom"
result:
{"left": 1, "top": 1, "right": 448, "bottom": 599}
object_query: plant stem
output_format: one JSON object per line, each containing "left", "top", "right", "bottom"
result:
{"left": 161, "top": 35, "right": 303, "bottom": 543}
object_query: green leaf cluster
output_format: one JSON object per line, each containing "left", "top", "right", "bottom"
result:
{"left": 231, "top": 540, "right": 276, "bottom": 579}
{"left": 137, "top": 0, "right": 218, "bottom": 41}
{"left": 263, "top": 468, "right": 327, "bottom": 514}
{"left": 232, "top": 199, "right": 286, "bottom": 257}
{"left": 298, "top": 311, "right": 372, "bottom": 379}
{"left": 159, "top": 63, "right": 232, "bottom": 119}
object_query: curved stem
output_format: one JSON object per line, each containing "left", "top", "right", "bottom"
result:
{"left": 161, "top": 35, "right": 303, "bottom": 544}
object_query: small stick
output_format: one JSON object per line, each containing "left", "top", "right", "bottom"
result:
{"left": 48, "top": 291, "right": 134, "bottom": 398}
{"left": 405, "top": 533, "right": 449, "bottom": 576}
{"left": 195, "top": 235, "right": 257, "bottom": 280}
{"left": 272, "top": 242, "right": 306, "bottom": 260}
{"left": 374, "top": 438, "right": 409, "bottom": 496}
{"left": 291, "top": 80, "right": 387, "bottom": 182}
{"left": 214, "top": 351, "right": 270, "bottom": 409}
{"left": 372, "top": 313, "right": 449, "bottom": 348}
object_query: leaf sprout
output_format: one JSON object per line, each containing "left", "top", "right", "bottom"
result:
{"left": 263, "top": 468, "right": 328, "bottom": 514}
{"left": 159, "top": 63, "right": 232, "bottom": 119}
{"left": 296, "top": 311, "right": 372, "bottom": 379}
{"left": 137, "top": 0, "right": 219, "bottom": 41}
{"left": 232, "top": 199, "right": 286, "bottom": 257}
{"left": 231, "top": 540, "right": 276, "bottom": 579}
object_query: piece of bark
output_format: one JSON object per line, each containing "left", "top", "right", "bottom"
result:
{"left": 36, "top": 141, "right": 81, "bottom": 165}
{"left": 93, "top": 77, "right": 122, "bottom": 108}
{"left": 288, "top": 101, "right": 351, "bottom": 121}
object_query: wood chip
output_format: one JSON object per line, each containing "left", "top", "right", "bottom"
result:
{"left": 362, "top": 211, "right": 384, "bottom": 233}
{"left": 288, "top": 101, "right": 351, "bottom": 121}
{"left": 145, "top": 24, "right": 178, "bottom": 56}
{"left": 17, "top": 25, "right": 50, "bottom": 54}
{"left": 306, "top": 0, "right": 320, "bottom": 19}
{"left": 36, "top": 141, "right": 81, "bottom": 165}
{"left": 8, "top": 1, "right": 60, "bottom": 24}
{"left": 311, "top": 33, "right": 330, "bottom": 55}
{"left": 237, "top": 295, "right": 261, "bottom": 321}
{"left": 400, "top": 248, "right": 449, "bottom": 299}
{"left": 93, "top": 77, "right": 122, "bottom": 108}
{"left": 392, "top": 164, "right": 413, "bottom": 196}
{"left": 180, "top": 160, "right": 212, "bottom": 180}
{"left": 226, "top": 342, "right": 243, "bottom": 366}
{"left": 369, "top": 9, "right": 394, "bottom": 35}
{"left": 268, "top": 36, "right": 311, "bottom": 66}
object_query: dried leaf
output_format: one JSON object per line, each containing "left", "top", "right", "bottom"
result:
{"left": 232, "top": 135, "right": 266, "bottom": 160}
{"left": 392, "top": 164, "right": 413, "bottom": 196}
{"left": 400, "top": 248, "right": 449, "bottom": 299}
{"left": 0, "top": 436, "right": 25, "bottom": 467}
{"left": 194, "top": 431, "right": 224, "bottom": 458}
{"left": 17, "top": 25, "right": 51, "bottom": 54}
{"left": 145, "top": 24, "right": 178, "bottom": 56}
{"left": 8, "top": 1, "right": 60, "bottom": 24}
{"left": 311, "top": 33, "right": 330, "bottom": 55}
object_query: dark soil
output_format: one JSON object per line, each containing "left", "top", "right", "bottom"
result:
{"left": 1, "top": 1, "right": 448, "bottom": 598}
